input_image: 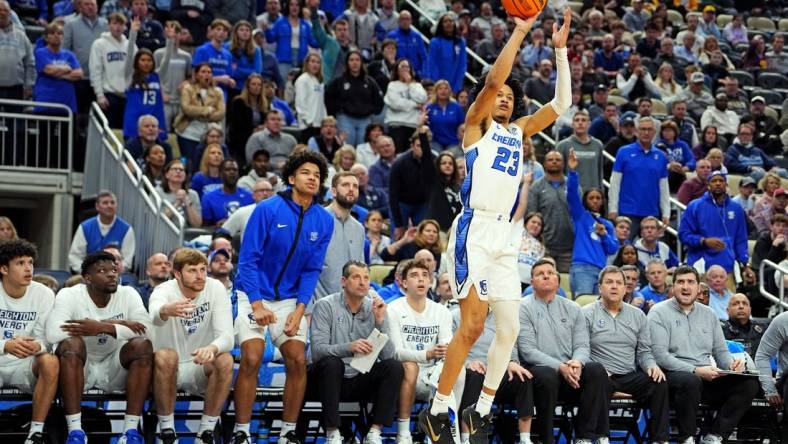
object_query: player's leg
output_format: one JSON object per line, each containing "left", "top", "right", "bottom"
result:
{"left": 233, "top": 338, "right": 265, "bottom": 439}
{"left": 118, "top": 338, "right": 154, "bottom": 442}
{"left": 152, "top": 348, "right": 179, "bottom": 443}
{"left": 27, "top": 353, "right": 59, "bottom": 442}
{"left": 55, "top": 336, "right": 87, "bottom": 441}
{"left": 397, "top": 361, "right": 420, "bottom": 442}
{"left": 279, "top": 339, "right": 308, "bottom": 444}
{"left": 196, "top": 352, "right": 234, "bottom": 443}
{"left": 311, "top": 355, "right": 345, "bottom": 442}
{"left": 357, "top": 358, "right": 405, "bottom": 444}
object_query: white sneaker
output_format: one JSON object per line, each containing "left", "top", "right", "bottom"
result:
{"left": 363, "top": 431, "right": 383, "bottom": 444}
{"left": 518, "top": 439, "right": 533, "bottom": 444}
{"left": 701, "top": 434, "right": 723, "bottom": 444}
{"left": 597, "top": 438, "right": 610, "bottom": 444}
{"left": 194, "top": 430, "right": 214, "bottom": 444}
{"left": 326, "top": 433, "right": 343, "bottom": 444}
{"left": 396, "top": 434, "right": 413, "bottom": 444}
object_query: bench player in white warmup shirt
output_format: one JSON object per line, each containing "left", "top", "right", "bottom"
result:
{"left": 419, "top": 8, "right": 573, "bottom": 444}
{"left": 388, "top": 259, "right": 455, "bottom": 444}
{"left": 46, "top": 252, "right": 153, "bottom": 444}
{"left": 148, "top": 248, "right": 235, "bottom": 444}
{"left": 0, "top": 240, "right": 58, "bottom": 444}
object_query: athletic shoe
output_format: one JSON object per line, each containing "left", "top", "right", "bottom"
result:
{"left": 363, "top": 431, "right": 383, "bottom": 444}
{"left": 597, "top": 438, "right": 610, "bottom": 444}
{"left": 66, "top": 430, "right": 88, "bottom": 444}
{"left": 461, "top": 405, "right": 492, "bottom": 444}
{"left": 194, "top": 430, "right": 214, "bottom": 444}
{"left": 418, "top": 406, "right": 454, "bottom": 444}
{"left": 232, "top": 431, "right": 252, "bottom": 444}
{"left": 395, "top": 433, "right": 413, "bottom": 444}
{"left": 158, "top": 428, "right": 178, "bottom": 444}
{"left": 277, "top": 431, "right": 303, "bottom": 444}
{"left": 23, "top": 433, "right": 47, "bottom": 444}
{"left": 118, "top": 429, "right": 144, "bottom": 444}
{"left": 326, "top": 433, "right": 344, "bottom": 444}
{"left": 700, "top": 434, "right": 722, "bottom": 444}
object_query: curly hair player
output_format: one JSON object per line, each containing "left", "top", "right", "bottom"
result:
{"left": 418, "top": 9, "right": 573, "bottom": 444}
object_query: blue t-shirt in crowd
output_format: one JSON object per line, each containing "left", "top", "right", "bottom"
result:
{"left": 33, "top": 46, "right": 80, "bottom": 114}
{"left": 612, "top": 142, "right": 668, "bottom": 217}
{"left": 192, "top": 42, "right": 234, "bottom": 95}
{"left": 191, "top": 172, "right": 223, "bottom": 198}
{"left": 427, "top": 101, "right": 465, "bottom": 147}
{"left": 201, "top": 187, "right": 254, "bottom": 225}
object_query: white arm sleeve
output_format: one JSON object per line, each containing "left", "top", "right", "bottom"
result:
{"left": 609, "top": 172, "right": 623, "bottom": 214}
{"left": 550, "top": 47, "right": 571, "bottom": 115}
{"left": 659, "top": 177, "right": 671, "bottom": 219}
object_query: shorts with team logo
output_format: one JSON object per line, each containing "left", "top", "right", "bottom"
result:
{"left": 446, "top": 209, "right": 521, "bottom": 302}
{"left": 177, "top": 361, "right": 209, "bottom": 396}
{"left": 0, "top": 356, "right": 37, "bottom": 393}
{"left": 234, "top": 293, "right": 307, "bottom": 348}
{"left": 84, "top": 345, "right": 127, "bottom": 393}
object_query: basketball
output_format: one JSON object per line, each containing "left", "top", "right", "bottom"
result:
{"left": 501, "top": 0, "right": 547, "bottom": 19}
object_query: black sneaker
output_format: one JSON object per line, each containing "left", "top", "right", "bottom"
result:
{"left": 418, "top": 406, "right": 454, "bottom": 444}
{"left": 462, "top": 404, "right": 492, "bottom": 444}
{"left": 232, "top": 430, "right": 251, "bottom": 444}
{"left": 195, "top": 430, "right": 214, "bottom": 444}
{"left": 159, "top": 428, "right": 178, "bottom": 444}
{"left": 278, "top": 430, "right": 303, "bottom": 444}
{"left": 23, "top": 433, "right": 46, "bottom": 444}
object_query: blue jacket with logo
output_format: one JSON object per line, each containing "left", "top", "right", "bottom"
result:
{"left": 567, "top": 171, "right": 619, "bottom": 268}
{"left": 678, "top": 191, "right": 749, "bottom": 273}
{"left": 236, "top": 190, "right": 333, "bottom": 305}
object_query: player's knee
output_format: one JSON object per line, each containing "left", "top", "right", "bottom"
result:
{"left": 285, "top": 352, "right": 307, "bottom": 372}
{"left": 583, "top": 362, "right": 607, "bottom": 381}
{"left": 316, "top": 356, "right": 344, "bottom": 377}
{"left": 154, "top": 348, "right": 178, "bottom": 371}
{"left": 402, "top": 361, "right": 419, "bottom": 385}
{"left": 239, "top": 340, "right": 264, "bottom": 371}
{"left": 36, "top": 353, "right": 60, "bottom": 381}
{"left": 214, "top": 352, "right": 234, "bottom": 376}
{"left": 458, "top": 322, "right": 485, "bottom": 345}
{"left": 127, "top": 337, "right": 154, "bottom": 360}
{"left": 57, "top": 337, "right": 86, "bottom": 359}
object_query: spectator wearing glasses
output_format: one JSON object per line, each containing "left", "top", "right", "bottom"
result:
{"left": 156, "top": 159, "right": 203, "bottom": 228}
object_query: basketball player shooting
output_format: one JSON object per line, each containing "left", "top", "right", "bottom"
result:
{"left": 418, "top": 8, "right": 572, "bottom": 444}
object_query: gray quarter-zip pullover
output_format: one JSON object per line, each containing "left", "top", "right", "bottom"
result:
{"left": 583, "top": 299, "right": 657, "bottom": 375}
{"left": 517, "top": 294, "right": 589, "bottom": 370}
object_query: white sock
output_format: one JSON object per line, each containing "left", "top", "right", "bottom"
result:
{"left": 475, "top": 391, "right": 495, "bottom": 416}
{"left": 158, "top": 414, "right": 175, "bottom": 431}
{"left": 123, "top": 414, "right": 141, "bottom": 432}
{"left": 28, "top": 422, "right": 45, "bottom": 436}
{"left": 461, "top": 432, "right": 469, "bottom": 443}
{"left": 327, "top": 429, "right": 341, "bottom": 439}
{"left": 66, "top": 413, "right": 82, "bottom": 432}
{"left": 280, "top": 421, "right": 297, "bottom": 437}
{"left": 234, "top": 422, "right": 251, "bottom": 435}
{"left": 430, "top": 391, "right": 452, "bottom": 415}
{"left": 198, "top": 415, "right": 219, "bottom": 433}
{"left": 397, "top": 418, "right": 411, "bottom": 436}
{"left": 519, "top": 432, "right": 531, "bottom": 443}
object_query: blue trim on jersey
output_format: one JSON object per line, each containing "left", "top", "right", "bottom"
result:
{"left": 460, "top": 148, "right": 478, "bottom": 207}
{"left": 454, "top": 209, "right": 473, "bottom": 290}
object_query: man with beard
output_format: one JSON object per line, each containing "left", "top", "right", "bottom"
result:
{"left": 582, "top": 266, "right": 669, "bottom": 444}
{"left": 46, "top": 252, "right": 153, "bottom": 444}
{"left": 201, "top": 159, "right": 254, "bottom": 227}
{"left": 234, "top": 151, "right": 333, "bottom": 444}
{"left": 312, "top": 172, "right": 365, "bottom": 303}
{"left": 136, "top": 252, "right": 171, "bottom": 308}
{"left": 526, "top": 151, "right": 573, "bottom": 272}
{"left": 148, "top": 248, "right": 234, "bottom": 444}
{"left": 648, "top": 265, "right": 758, "bottom": 444}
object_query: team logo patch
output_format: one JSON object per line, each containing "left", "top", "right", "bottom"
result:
{"left": 728, "top": 211, "right": 735, "bottom": 219}
{"left": 755, "top": 325, "right": 763, "bottom": 333}
{"left": 337, "top": 316, "right": 344, "bottom": 323}
{"left": 416, "top": 343, "right": 424, "bottom": 350}
{"left": 310, "top": 231, "right": 319, "bottom": 241}
{"left": 3, "top": 330, "right": 12, "bottom": 339}
{"left": 561, "top": 318, "right": 567, "bottom": 323}
{"left": 597, "top": 319, "right": 605, "bottom": 328}
{"left": 98, "top": 334, "right": 108, "bottom": 344}
{"left": 479, "top": 280, "right": 488, "bottom": 295}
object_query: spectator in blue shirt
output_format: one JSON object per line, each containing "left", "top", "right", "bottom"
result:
{"left": 202, "top": 159, "right": 254, "bottom": 227}
{"left": 638, "top": 259, "right": 669, "bottom": 311}
{"left": 252, "top": 30, "right": 284, "bottom": 89}
{"left": 656, "top": 120, "right": 696, "bottom": 193}
{"left": 426, "top": 13, "right": 467, "bottom": 94}
{"left": 426, "top": 80, "right": 465, "bottom": 153}
{"left": 367, "top": 135, "right": 396, "bottom": 193}
{"left": 594, "top": 34, "right": 625, "bottom": 78}
{"left": 128, "top": 0, "right": 164, "bottom": 51}
{"left": 226, "top": 20, "right": 262, "bottom": 93}
{"left": 387, "top": 10, "right": 427, "bottom": 77}
{"left": 519, "top": 28, "right": 553, "bottom": 69}
{"left": 34, "top": 23, "right": 82, "bottom": 114}
{"left": 589, "top": 102, "right": 620, "bottom": 144}
{"left": 191, "top": 143, "right": 225, "bottom": 198}
{"left": 265, "top": 0, "right": 319, "bottom": 82}
{"left": 192, "top": 19, "right": 236, "bottom": 96}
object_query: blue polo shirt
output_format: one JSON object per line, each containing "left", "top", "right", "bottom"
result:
{"left": 427, "top": 101, "right": 465, "bottom": 147}
{"left": 612, "top": 142, "right": 668, "bottom": 218}
{"left": 192, "top": 42, "right": 233, "bottom": 95}
{"left": 201, "top": 187, "right": 254, "bottom": 225}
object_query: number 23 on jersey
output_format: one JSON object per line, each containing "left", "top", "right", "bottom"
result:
{"left": 491, "top": 147, "right": 521, "bottom": 176}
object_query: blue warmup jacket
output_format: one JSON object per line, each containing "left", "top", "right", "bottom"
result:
{"left": 224, "top": 43, "right": 262, "bottom": 91}
{"left": 265, "top": 17, "right": 318, "bottom": 64}
{"left": 568, "top": 171, "right": 619, "bottom": 268}
{"left": 387, "top": 27, "right": 428, "bottom": 77}
{"left": 426, "top": 36, "right": 467, "bottom": 93}
{"left": 236, "top": 190, "right": 333, "bottom": 305}
{"left": 678, "top": 191, "right": 749, "bottom": 273}
{"left": 657, "top": 138, "right": 695, "bottom": 171}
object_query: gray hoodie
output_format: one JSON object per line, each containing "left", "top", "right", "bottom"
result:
{"left": 754, "top": 311, "right": 788, "bottom": 395}
{"left": 647, "top": 297, "right": 732, "bottom": 373}
{"left": 526, "top": 176, "right": 574, "bottom": 253}
{"left": 0, "top": 23, "right": 34, "bottom": 88}
{"left": 583, "top": 299, "right": 657, "bottom": 375}
{"left": 310, "top": 292, "right": 395, "bottom": 378}
{"left": 517, "top": 294, "right": 590, "bottom": 370}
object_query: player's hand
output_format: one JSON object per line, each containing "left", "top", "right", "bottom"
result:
{"left": 427, "top": 344, "right": 448, "bottom": 360}
{"left": 766, "top": 393, "right": 784, "bottom": 408}
{"left": 283, "top": 309, "right": 303, "bottom": 337}
{"left": 468, "top": 360, "right": 487, "bottom": 375}
{"left": 192, "top": 345, "right": 217, "bottom": 364}
{"left": 512, "top": 15, "right": 538, "bottom": 34}
{"left": 567, "top": 148, "right": 579, "bottom": 171}
{"left": 111, "top": 320, "right": 147, "bottom": 335}
{"left": 704, "top": 237, "right": 726, "bottom": 252}
{"left": 648, "top": 366, "right": 666, "bottom": 382}
{"left": 551, "top": 8, "right": 573, "bottom": 49}
{"left": 694, "top": 366, "right": 720, "bottom": 381}
{"left": 559, "top": 362, "right": 580, "bottom": 388}
{"left": 349, "top": 339, "right": 374, "bottom": 355}
{"left": 730, "top": 358, "right": 745, "bottom": 373}
{"left": 371, "top": 295, "right": 387, "bottom": 324}
{"left": 251, "top": 302, "right": 277, "bottom": 326}
{"left": 3, "top": 336, "right": 40, "bottom": 358}
{"left": 522, "top": 171, "right": 533, "bottom": 186}
{"left": 774, "top": 234, "right": 786, "bottom": 247}
{"left": 162, "top": 299, "right": 196, "bottom": 318}
{"left": 61, "top": 319, "right": 110, "bottom": 337}
{"left": 507, "top": 362, "right": 533, "bottom": 381}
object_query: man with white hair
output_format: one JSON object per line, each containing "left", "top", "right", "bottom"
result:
{"left": 221, "top": 179, "right": 275, "bottom": 239}
{"left": 352, "top": 163, "right": 389, "bottom": 217}
{"left": 125, "top": 114, "right": 173, "bottom": 161}
{"left": 675, "top": 32, "right": 700, "bottom": 66}
{"left": 705, "top": 265, "right": 733, "bottom": 320}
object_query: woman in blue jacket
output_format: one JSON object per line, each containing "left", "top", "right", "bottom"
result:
{"left": 265, "top": 0, "right": 319, "bottom": 82}
{"left": 426, "top": 13, "right": 467, "bottom": 94}
{"left": 226, "top": 20, "right": 263, "bottom": 94}
{"left": 425, "top": 80, "right": 464, "bottom": 153}
{"left": 567, "top": 149, "right": 619, "bottom": 297}
{"left": 657, "top": 119, "right": 695, "bottom": 193}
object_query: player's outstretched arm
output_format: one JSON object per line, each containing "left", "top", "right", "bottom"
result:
{"left": 465, "top": 15, "right": 537, "bottom": 127}
{"left": 515, "top": 8, "right": 573, "bottom": 136}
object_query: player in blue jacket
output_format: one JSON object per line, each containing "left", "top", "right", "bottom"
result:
{"left": 233, "top": 151, "right": 333, "bottom": 444}
{"left": 567, "top": 149, "right": 619, "bottom": 297}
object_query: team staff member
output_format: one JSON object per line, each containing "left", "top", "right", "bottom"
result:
{"left": 648, "top": 265, "right": 758, "bottom": 444}
{"left": 233, "top": 151, "right": 334, "bottom": 444}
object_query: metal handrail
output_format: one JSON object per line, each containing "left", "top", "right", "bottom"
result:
{"left": 759, "top": 259, "right": 788, "bottom": 313}
{"left": 0, "top": 98, "right": 73, "bottom": 173}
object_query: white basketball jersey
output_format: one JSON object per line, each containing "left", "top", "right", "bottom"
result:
{"left": 461, "top": 122, "right": 524, "bottom": 216}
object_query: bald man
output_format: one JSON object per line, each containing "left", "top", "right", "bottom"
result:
{"left": 722, "top": 294, "right": 767, "bottom": 359}
{"left": 136, "top": 252, "right": 171, "bottom": 308}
